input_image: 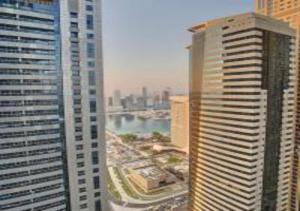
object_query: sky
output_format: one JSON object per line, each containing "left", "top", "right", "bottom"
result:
{"left": 102, "top": 0, "right": 254, "bottom": 96}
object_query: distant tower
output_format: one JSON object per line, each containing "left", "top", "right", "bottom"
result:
{"left": 188, "top": 13, "right": 296, "bottom": 211}
{"left": 161, "top": 88, "right": 171, "bottom": 109}
{"left": 113, "top": 89, "right": 122, "bottom": 107}
{"left": 170, "top": 96, "right": 189, "bottom": 152}
{"left": 108, "top": 97, "right": 113, "bottom": 107}
{"left": 142, "top": 86, "right": 148, "bottom": 108}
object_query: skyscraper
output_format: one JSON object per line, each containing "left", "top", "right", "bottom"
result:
{"left": 188, "top": 13, "right": 296, "bottom": 210}
{"left": 0, "top": 0, "right": 107, "bottom": 210}
{"left": 113, "top": 89, "right": 121, "bottom": 107}
{"left": 0, "top": 1, "right": 66, "bottom": 210}
{"left": 255, "top": 2, "right": 300, "bottom": 209}
{"left": 142, "top": 86, "right": 148, "bottom": 108}
{"left": 170, "top": 96, "right": 189, "bottom": 152}
{"left": 60, "top": 0, "right": 107, "bottom": 210}
{"left": 161, "top": 88, "right": 171, "bottom": 109}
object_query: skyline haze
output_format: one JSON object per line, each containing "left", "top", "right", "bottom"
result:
{"left": 102, "top": 0, "right": 253, "bottom": 96}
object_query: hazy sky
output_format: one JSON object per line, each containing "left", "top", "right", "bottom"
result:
{"left": 102, "top": 0, "right": 254, "bottom": 96}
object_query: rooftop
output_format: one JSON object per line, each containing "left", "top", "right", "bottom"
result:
{"left": 134, "top": 166, "right": 166, "bottom": 180}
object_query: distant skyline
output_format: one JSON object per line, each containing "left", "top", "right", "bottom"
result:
{"left": 102, "top": 0, "right": 253, "bottom": 96}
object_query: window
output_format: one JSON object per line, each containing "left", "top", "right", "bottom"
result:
{"left": 90, "top": 89, "right": 96, "bottom": 95}
{"left": 76, "top": 145, "right": 83, "bottom": 150}
{"left": 86, "top": 5, "right": 93, "bottom": 11}
{"left": 80, "top": 204, "right": 87, "bottom": 209}
{"left": 70, "top": 12, "right": 77, "bottom": 18}
{"left": 78, "top": 171, "right": 85, "bottom": 176}
{"left": 79, "top": 187, "right": 86, "bottom": 193}
{"left": 93, "top": 176, "right": 100, "bottom": 189}
{"left": 90, "top": 116, "right": 97, "bottom": 122}
{"left": 93, "top": 168, "right": 99, "bottom": 173}
{"left": 91, "top": 125, "right": 97, "bottom": 139}
{"left": 88, "top": 61, "right": 95, "bottom": 67}
{"left": 87, "top": 43, "right": 95, "bottom": 58}
{"left": 78, "top": 179, "right": 86, "bottom": 184}
{"left": 92, "top": 151, "right": 99, "bottom": 165}
{"left": 90, "top": 100, "right": 97, "bottom": 113}
{"left": 80, "top": 195, "right": 87, "bottom": 201}
{"left": 92, "top": 142, "right": 98, "bottom": 148}
{"left": 86, "top": 15, "right": 94, "bottom": 30}
{"left": 77, "top": 153, "right": 84, "bottom": 159}
{"left": 87, "top": 33, "right": 94, "bottom": 39}
{"left": 77, "top": 162, "right": 84, "bottom": 167}
{"left": 95, "top": 199, "right": 101, "bottom": 211}
{"left": 88, "top": 71, "right": 96, "bottom": 85}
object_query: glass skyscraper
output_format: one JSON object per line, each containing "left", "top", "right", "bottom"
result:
{"left": 0, "top": 0, "right": 107, "bottom": 210}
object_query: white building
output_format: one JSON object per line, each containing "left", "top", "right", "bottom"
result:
{"left": 60, "top": 0, "right": 108, "bottom": 210}
{"left": 0, "top": 0, "right": 107, "bottom": 210}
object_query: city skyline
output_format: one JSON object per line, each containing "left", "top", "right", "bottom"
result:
{"left": 102, "top": 0, "right": 253, "bottom": 96}
{"left": 1, "top": 1, "right": 300, "bottom": 211}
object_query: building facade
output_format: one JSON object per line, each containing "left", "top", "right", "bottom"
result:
{"left": 0, "top": 1, "right": 66, "bottom": 210}
{"left": 170, "top": 96, "right": 189, "bottom": 152}
{"left": 60, "top": 0, "right": 107, "bottom": 210}
{"left": 255, "top": 1, "right": 300, "bottom": 209}
{"left": 0, "top": 0, "right": 107, "bottom": 210}
{"left": 188, "top": 13, "right": 296, "bottom": 210}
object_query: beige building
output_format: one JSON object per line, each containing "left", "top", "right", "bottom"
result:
{"left": 188, "top": 13, "right": 296, "bottom": 210}
{"left": 255, "top": 1, "right": 300, "bottom": 210}
{"left": 128, "top": 165, "right": 176, "bottom": 192}
{"left": 170, "top": 96, "right": 189, "bottom": 152}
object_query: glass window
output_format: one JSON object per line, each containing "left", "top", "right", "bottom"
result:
{"left": 88, "top": 71, "right": 96, "bottom": 85}
{"left": 93, "top": 176, "right": 100, "bottom": 189}
{"left": 91, "top": 125, "right": 97, "bottom": 139}
{"left": 95, "top": 199, "right": 101, "bottom": 211}
{"left": 86, "top": 15, "right": 94, "bottom": 30}
{"left": 87, "top": 33, "right": 94, "bottom": 39}
{"left": 70, "top": 12, "right": 78, "bottom": 18}
{"left": 87, "top": 43, "right": 95, "bottom": 58}
{"left": 90, "top": 89, "right": 96, "bottom": 95}
{"left": 90, "top": 116, "right": 97, "bottom": 122}
{"left": 92, "top": 151, "right": 99, "bottom": 164}
{"left": 88, "top": 61, "right": 95, "bottom": 67}
{"left": 86, "top": 5, "right": 93, "bottom": 11}
{"left": 90, "top": 100, "right": 97, "bottom": 113}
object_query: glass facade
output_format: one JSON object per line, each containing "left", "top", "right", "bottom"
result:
{"left": 0, "top": 0, "right": 66, "bottom": 210}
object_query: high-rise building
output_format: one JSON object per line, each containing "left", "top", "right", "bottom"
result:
{"left": 113, "top": 89, "right": 121, "bottom": 107}
{"left": 170, "top": 96, "right": 189, "bottom": 152}
{"left": 60, "top": 0, "right": 107, "bottom": 210}
{"left": 142, "top": 86, "right": 148, "bottom": 108}
{"left": 0, "top": 0, "right": 107, "bottom": 210}
{"left": 161, "top": 88, "right": 171, "bottom": 109}
{"left": 0, "top": 1, "right": 66, "bottom": 210}
{"left": 108, "top": 97, "right": 113, "bottom": 107}
{"left": 255, "top": 2, "right": 300, "bottom": 209}
{"left": 188, "top": 13, "right": 296, "bottom": 210}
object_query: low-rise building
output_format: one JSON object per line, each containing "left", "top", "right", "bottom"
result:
{"left": 129, "top": 166, "right": 176, "bottom": 192}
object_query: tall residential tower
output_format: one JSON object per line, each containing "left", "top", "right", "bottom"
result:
{"left": 256, "top": 1, "right": 300, "bottom": 209}
{"left": 60, "top": 0, "right": 107, "bottom": 210}
{"left": 0, "top": 0, "right": 107, "bottom": 210}
{"left": 189, "top": 13, "right": 296, "bottom": 210}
